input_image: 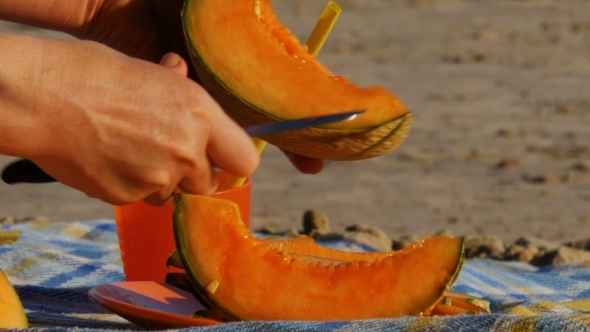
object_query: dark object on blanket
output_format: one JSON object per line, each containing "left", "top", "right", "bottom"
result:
{"left": 1, "top": 159, "right": 56, "bottom": 184}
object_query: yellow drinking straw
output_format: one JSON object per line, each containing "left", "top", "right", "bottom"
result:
{"left": 222, "top": 1, "right": 342, "bottom": 190}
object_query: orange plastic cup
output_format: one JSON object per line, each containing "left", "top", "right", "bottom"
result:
{"left": 114, "top": 172, "right": 251, "bottom": 282}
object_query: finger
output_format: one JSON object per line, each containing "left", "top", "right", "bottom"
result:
{"left": 282, "top": 150, "right": 324, "bottom": 174}
{"left": 199, "top": 95, "right": 260, "bottom": 177}
{"left": 159, "top": 52, "right": 189, "bottom": 77}
{"left": 177, "top": 164, "right": 220, "bottom": 196}
{"left": 143, "top": 191, "right": 174, "bottom": 207}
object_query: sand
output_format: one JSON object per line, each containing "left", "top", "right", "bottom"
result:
{"left": 0, "top": 0, "right": 589, "bottom": 243}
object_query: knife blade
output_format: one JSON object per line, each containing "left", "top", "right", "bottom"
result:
{"left": 244, "top": 109, "right": 364, "bottom": 137}
{"left": 1, "top": 110, "right": 365, "bottom": 184}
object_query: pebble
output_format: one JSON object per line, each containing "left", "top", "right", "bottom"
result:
{"left": 546, "top": 246, "right": 590, "bottom": 265}
{"left": 522, "top": 174, "right": 557, "bottom": 184}
{"left": 284, "top": 228, "right": 300, "bottom": 239}
{"left": 515, "top": 236, "right": 561, "bottom": 252}
{"left": 574, "top": 161, "right": 590, "bottom": 172}
{"left": 568, "top": 238, "right": 590, "bottom": 251}
{"left": 253, "top": 210, "right": 590, "bottom": 267}
{"left": 302, "top": 210, "right": 331, "bottom": 237}
{"left": 496, "top": 158, "right": 521, "bottom": 169}
{"left": 464, "top": 236, "right": 505, "bottom": 260}
{"left": 344, "top": 224, "right": 392, "bottom": 252}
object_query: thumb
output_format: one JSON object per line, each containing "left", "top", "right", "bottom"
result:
{"left": 159, "top": 52, "right": 189, "bottom": 77}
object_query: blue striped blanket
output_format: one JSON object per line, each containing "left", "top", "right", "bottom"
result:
{"left": 1, "top": 219, "right": 590, "bottom": 331}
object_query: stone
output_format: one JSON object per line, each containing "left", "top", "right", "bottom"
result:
{"left": 464, "top": 236, "right": 505, "bottom": 259}
{"left": 496, "top": 158, "right": 521, "bottom": 169}
{"left": 0, "top": 216, "right": 15, "bottom": 225}
{"left": 447, "top": 216, "right": 465, "bottom": 224}
{"left": 515, "top": 236, "right": 561, "bottom": 252}
{"left": 519, "top": 246, "right": 541, "bottom": 263}
{"left": 391, "top": 239, "right": 413, "bottom": 251}
{"left": 344, "top": 224, "right": 392, "bottom": 252}
{"left": 258, "top": 225, "right": 277, "bottom": 235}
{"left": 301, "top": 210, "right": 331, "bottom": 237}
{"left": 567, "top": 238, "right": 590, "bottom": 251}
{"left": 574, "top": 162, "right": 590, "bottom": 172}
{"left": 549, "top": 246, "right": 590, "bottom": 265}
{"left": 284, "top": 228, "right": 300, "bottom": 239}
{"left": 522, "top": 174, "right": 557, "bottom": 184}
{"left": 503, "top": 244, "right": 526, "bottom": 260}
{"left": 435, "top": 229, "right": 454, "bottom": 237}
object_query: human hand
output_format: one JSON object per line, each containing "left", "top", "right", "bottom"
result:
{"left": 3, "top": 38, "right": 259, "bottom": 206}
{"left": 159, "top": 53, "right": 325, "bottom": 175}
{"left": 82, "top": 1, "right": 325, "bottom": 175}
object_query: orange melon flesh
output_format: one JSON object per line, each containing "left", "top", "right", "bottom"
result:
{"left": 183, "top": 0, "right": 409, "bottom": 130}
{"left": 173, "top": 195, "right": 464, "bottom": 321}
{"left": 0, "top": 270, "right": 28, "bottom": 328}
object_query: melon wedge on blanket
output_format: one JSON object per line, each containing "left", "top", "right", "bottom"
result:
{"left": 172, "top": 194, "right": 464, "bottom": 321}
{"left": 182, "top": 0, "right": 412, "bottom": 161}
{"left": 0, "top": 269, "right": 28, "bottom": 328}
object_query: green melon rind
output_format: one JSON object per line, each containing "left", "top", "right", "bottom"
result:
{"left": 181, "top": 0, "right": 411, "bottom": 161}
{"left": 173, "top": 195, "right": 242, "bottom": 320}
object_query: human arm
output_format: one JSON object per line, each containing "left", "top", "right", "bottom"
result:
{"left": 0, "top": 33, "right": 259, "bottom": 205}
{"left": 0, "top": 0, "right": 323, "bottom": 175}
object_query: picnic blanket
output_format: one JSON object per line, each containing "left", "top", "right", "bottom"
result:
{"left": 2, "top": 219, "right": 590, "bottom": 331}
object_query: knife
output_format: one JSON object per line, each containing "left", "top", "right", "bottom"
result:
{"left": 1, "top": 110, "right": 365, "bottom": 184}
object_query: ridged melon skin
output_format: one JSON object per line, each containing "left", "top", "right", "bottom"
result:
{"left": 182, "top": 0, "right": 412, "bottom": 161}
{"left": 173, "top": 194, "right": 465, "bottom": 321}
{"left": 0, "top": 270, "right": 28, "bottom": 328}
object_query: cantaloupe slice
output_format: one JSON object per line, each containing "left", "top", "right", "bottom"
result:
{"left": 0, "top": 269, "right": 27, "bottom": 328}
{"left": 182, "top": 0, "right": 412, "bottom": 161}
{"left": 173, "top": 194, "right": 464, "bottom": 321}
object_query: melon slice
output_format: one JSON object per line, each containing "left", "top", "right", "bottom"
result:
{"left": 0, "top": 270, "right": 28, "bottom": 328}
{"left": 182, "top": 0, "right": 412, "bottom": 161}
{"left": 173, "top": 194, "right": 464, "bottom": 321}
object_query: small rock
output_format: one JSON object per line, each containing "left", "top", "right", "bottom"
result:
{"left": 435, "top": 229, "right": 454, "bottom": 238}
{"left": 503, "top": 244, "right": 526, "bottom": 260}
{"left": 505, "top": 245, "right": 541, "bottom": 263}
{"left": 520, "top": 246, "right": 541, "bottom": 263}
{"left": 284, "top": 228, "right": 300, "bottom": 239}
{"left": 566, "top": 238, "right": 590, "bottom": 251}
{"left": 515, "top": 236, "right": 561, "bottom": 252}
{"left": 496, "top": 128, "right": 515, "bottom": 137}
{"left": 344, "top": 224, "right": 392, "bottom": 252}
{"left": 391, "top": 235, "right": 418, "bottom": 251}
{"left": 447, "top": 216, "right": 464, "bottom": 224}
{"left": 302, "top": 210, "right": 331, "bottom": 237}
{"left": 574, "top": 162, "right": 590, "bottom": 172}
{"left": 0, "top": 216, "right": 15, "bottom": 225}
{"left": 548, "top": 246, "right": 590, "bottom": 265}
{"left": 464, "top": 236, "right": 505, "bottom": 259}
{"left": 555, "top": 104, "right": 580, "bottom": 115}
{"left": 561, "top": 172, "right": 575, "bottom": 183}
{"left": 258, "top": 225, "right": 277, "bottom": 235}
{"left": 391, "top": 239, "right": 413, "bottom": 251}
{"left": 496, "top": 158, "right": 521, "bottom": 169}
{"left": 522, "top": 174, "right": 557, "bottom": 184}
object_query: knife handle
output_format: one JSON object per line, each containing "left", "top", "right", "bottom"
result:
{"left": 1, "top": 159, "right": 56, "bottom": 184}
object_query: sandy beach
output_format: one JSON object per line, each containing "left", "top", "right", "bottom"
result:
{"left": 0, "top": 0, "right": 589, "bottom": 244}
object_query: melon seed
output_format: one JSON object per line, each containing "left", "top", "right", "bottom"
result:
{"left": 206, "top": 279, "right": 220, "bottom": 294}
